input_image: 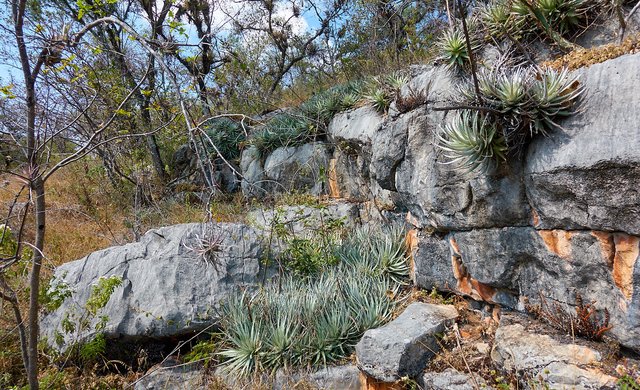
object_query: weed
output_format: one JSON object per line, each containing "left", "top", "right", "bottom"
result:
{"left": 525, "top": 293, "right": 612, "bottom": 341}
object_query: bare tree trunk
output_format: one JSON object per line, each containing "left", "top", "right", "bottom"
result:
{"left": 26, "top": 178, "right": 45, "bottom": 389}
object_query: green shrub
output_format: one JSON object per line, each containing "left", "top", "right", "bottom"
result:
{"left": 205, "top": 118, "right": 246, "bottom": 161}
{"left": 217, "top": 225, "right": 408, "bottom": 377}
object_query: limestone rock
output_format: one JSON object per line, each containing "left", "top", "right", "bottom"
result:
{"left": 526, "top": 53, "right": 640, "bottom": 235}
{"left": 492, "top": 315, "right": 617, "bottom": 389}
{"left": 328, "top": 106, "right": 384, "bottom": 147}
{"left": 274, "top": 365, "right": 362, "bottom": 390}
{"left": 410, "top": 227, "right": 640, "bottom": 350}
{"left": 264, "top": 142, "right": 330, "bottom": 196}
{"left": 394, "top": 66, "right": 529, "bottom": 231}
{"left": 240, "top": 146, "right": 267, "bottom": 198}
{"left": 355, "top": 302, "right": 458, "bottom": 382}
{"left": 40, "top": 223, "right": 268, "bottom": 350}
{"left": 419, "top": 368, "right": 493, "bottom": 390}
{"left": 134, "top": 361, "right": 206, "bottom": 390}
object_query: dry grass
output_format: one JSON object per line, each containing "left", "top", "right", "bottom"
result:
{"left": 543, "top": 33, "right": 640, "bottom": 70}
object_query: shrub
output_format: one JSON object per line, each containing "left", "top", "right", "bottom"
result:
{"left": 204, "top": 118, "right": 246, "bottom": 161}
{"left": 217, "top": 225, "right": 408, "bottom": 377}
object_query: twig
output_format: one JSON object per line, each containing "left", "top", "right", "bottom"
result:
{"left": 453, "top": 323, "right": 481, "bottom": 390}
{"left": 457, "top": 0, "right": 483, "bottom": 105}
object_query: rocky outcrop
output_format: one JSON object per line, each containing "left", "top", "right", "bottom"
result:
{"left": 419, "top": 368, "right": 493, "bottom": 390}
{"left": 274, "top": 365, "right": 362, "bottom": 390}
{"left": 241, "top": 142, "right": 330, "bottom": 198}
{"left": 410, "top": 227, "right": 640, "bottom": 350}
{"left": 356, "top": 303, "right": 458, "bottom": 383}
{"left": 526, "top": 54, "right": 640, "bottom": 235}
{"left": 491, "top": 315, "right": 617, "bottom": 389}
{"left": 40, "top": 223, "right": 269, "bottom": 350}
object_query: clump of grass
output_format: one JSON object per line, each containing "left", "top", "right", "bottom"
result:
{"left": 525, "top": 293, "right": 612, "bottom": 341}
{"left": 217, "top": 225, "right": 409, "bottom": 377}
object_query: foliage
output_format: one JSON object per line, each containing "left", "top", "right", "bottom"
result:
{"left": 205, "top": 118, "right": 247, "bottom": 161}
{"left": 251, "top": 114, "right": 314, "bottom": 157}
{"left": 440, "top": 65, "right": 582, "bottom": 172}
{"left": 439, "top": 29, "right": 473, "bottom": 71}
{"left": 78, "top": 333, "right": 107, "bottom": 366}
{"left": 525, "top": 293, "right": 612, "bottom": 341}
{"left": 437, "top": 111, "right": 507, "bottom": 174}
{"left": 39, "top": 275, "right": 73, "bottom": 313}
{"left": 217, "top": 225, "right": 408, "bottom": 377}
{"left": 365, "top": 88, "right": 392, "bottom": 113}
{"left": 618, "top": 375, "right": 640, "bottom": 390}
{"left": 184, "top": 339, "right": 217, "bottom": 365}
{"left": 85, "top": 276, "right": 123, "bottom": 317}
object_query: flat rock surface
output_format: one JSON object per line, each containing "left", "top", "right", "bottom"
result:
{"left": 40, "top": 223, "right": 267, "bottom": 350}
{"left": 491, "top": 314, "right": 617, "bottom": 390}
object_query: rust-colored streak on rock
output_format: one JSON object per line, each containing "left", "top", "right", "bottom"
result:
{"left": 449, "top": 236, "right": 462, "bottom": 256}
{"left": 328, "top": 158, "right": 340, "bottom": 198}
{"left": 612, "top": 234, "right": 639, "bottom": 300}
{"left": 405, "top": 229, "right": 418, "bottom": 282}
{"left": 531, "top": 208, "right": 540, "bottom": 227}
{"left": 359, "top": 372, "right": 402, "bottom": 390}
{"left": 591, "top": 231, "right": 615, "bottom": 267}
{"left": 538, "top": 230, "right": 574, "bottom": 259}
{"left": 451, "top": 256, "right": 497, "bottom": 303}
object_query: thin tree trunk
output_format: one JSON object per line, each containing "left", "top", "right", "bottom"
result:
{"left": 27, "top": 177, "right": 45, "bottom": 389}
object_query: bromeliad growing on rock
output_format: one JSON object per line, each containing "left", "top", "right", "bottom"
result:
{"left": 437, "top": 65, "right": 583, "bottom": 173}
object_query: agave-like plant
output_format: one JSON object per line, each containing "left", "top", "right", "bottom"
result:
{"left": 529, "top": 67, "right": 583, "bottom": 135}
{"left": 438, "top": 111, "right": 507, "bottom": 174}
{"left": 438, "top": 28, "right": 482, "bottom": 72}
{"left": 366, "top": 88, "right": 392, "bottom": 113}
{"left": 385, "top": 71, "right": 409, "bottom": 91}
{"left": 205, "top": 118, "right": 246, "bottom": 161}
{"left": 217, "top": 226, "right": 408, "bottom": 377}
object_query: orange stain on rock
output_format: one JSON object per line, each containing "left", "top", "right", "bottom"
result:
{"left": 328, "top": 158, "right": 340, "bottom": 198}
{"left": 591, "top": 231, "right": 616, "bottom": 267}
{"left": 592, "top": 231, "right": 639, "bottom": 301}
{"left": 451, "top": 255, "right": 497, "bottom": 303}
{"left": 359, "top": 372, "right": 403, "bottom": 390}
{"left": 612, "top": 234, "right": 639, "bottom": 300}
{"left": 538, "top": 230, "right": 574, "bottom": 259}
{"left": 405, "top": 229, "right": 419, "bottom": 282}
{"left": 531, "top": 209, "right": 540, "bottom": 227}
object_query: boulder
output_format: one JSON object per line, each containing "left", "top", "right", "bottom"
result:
{"left": 355, "top": 302, "right": 458, "bottom": 383}
{"left": 491, "top": 315, "right": 617, "bottom": 389}
{"left": 419, "top": 368, "right": 493, "bottom": 390}
{"left": 40, "top": 223, "right": 268, "bottom": 350}
{"left": 264, "top": 142, "right": 330, "bottom": 196}
{"left": 240, "top": 146, "right": 267, "bottom": 198}
{"left": 134, "top": 360, "right": 206, "bottom": 390}
{"left": 328, "top": 106, "right": 384, "bottom": 147}
{"left": 526, "top": 53, "right": 640, "bottom": 235}
{"left": 241, "top": 142, "right": 330, "bottom": 198}
{"left": 274, "top": 365, "right": 362, "bottom": 390}
{"left": 410, "top": 227, "right": 640, "bottom": 350}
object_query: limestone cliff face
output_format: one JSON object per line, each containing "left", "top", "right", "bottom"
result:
{"left": 240, "top": 53, "right": 640, "bottom": 351}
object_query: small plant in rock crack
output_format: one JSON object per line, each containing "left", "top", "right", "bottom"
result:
{"left": 441, "top": 65, "right": 583, "bottom": 173}
{"left": 184, "top": 224, "right": 227, "bottom": 266}
{"left": 525, "top": 293, "right": 612, "bottom": 341}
